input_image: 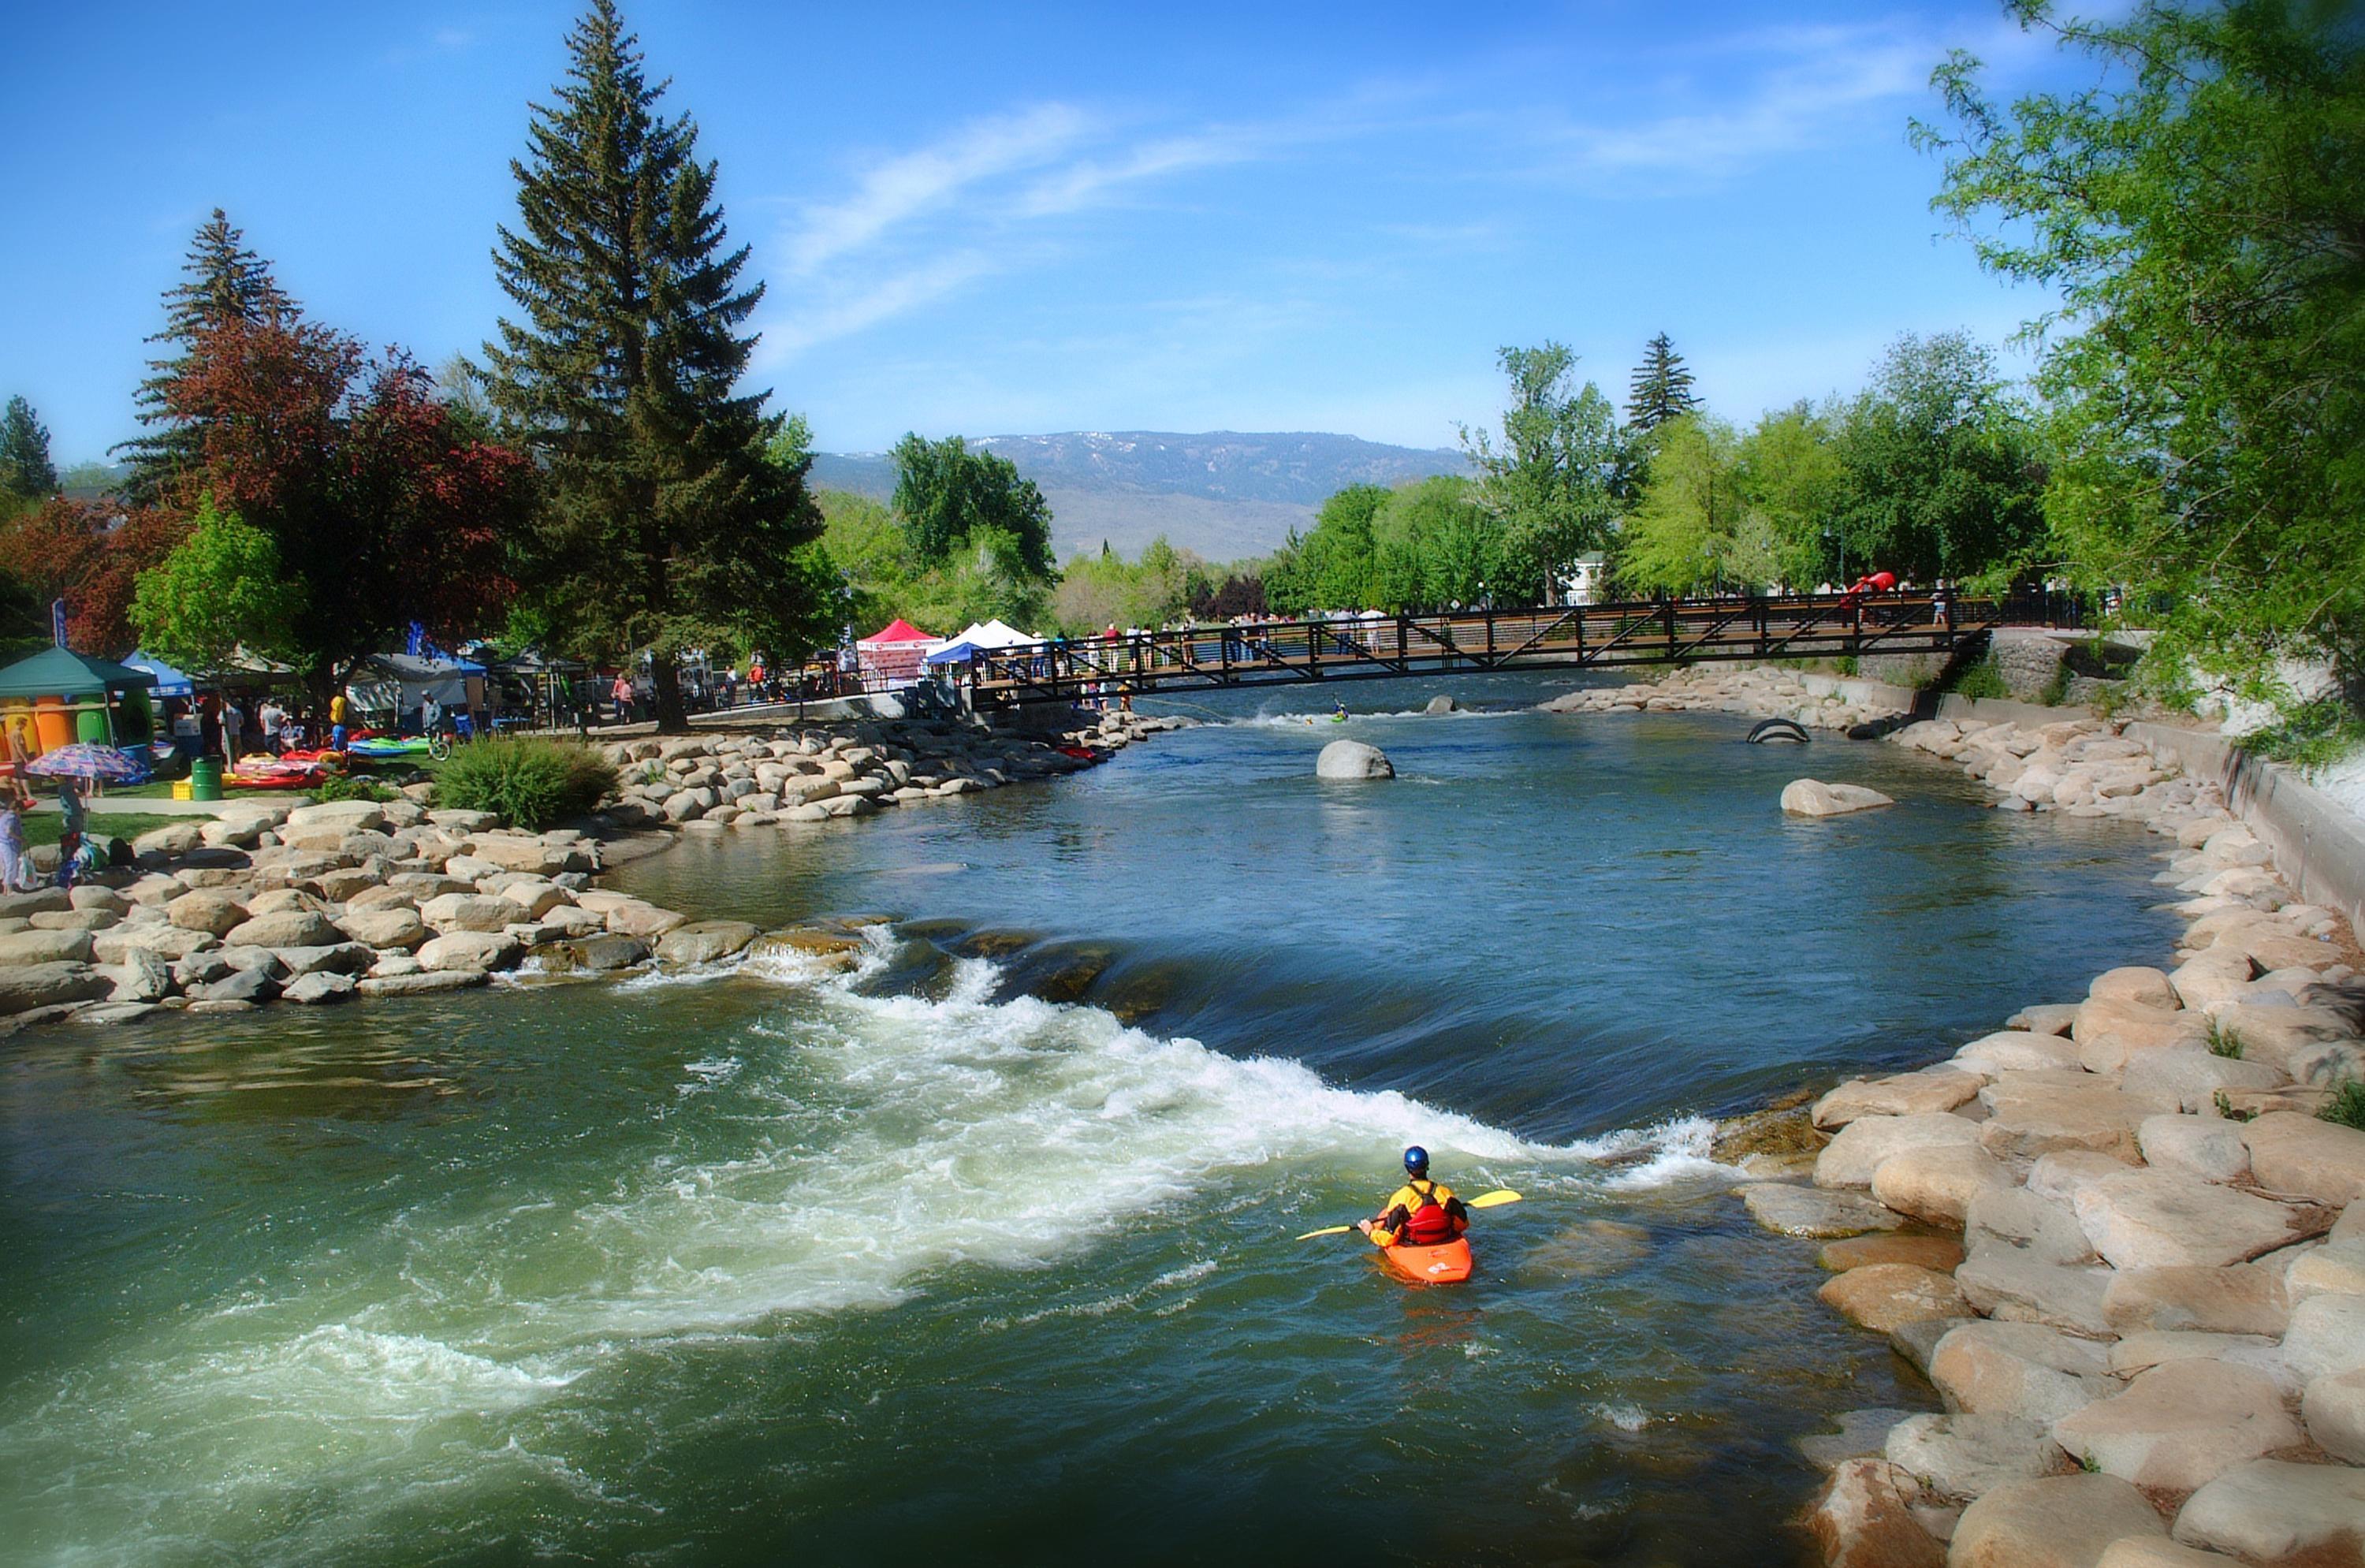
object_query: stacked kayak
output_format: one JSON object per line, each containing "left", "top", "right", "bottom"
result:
{"left": 225, "top": 758, "right": 326, "bottom": 790}
{"left": 347, "top": 736, "right": 434, "bottom": 758}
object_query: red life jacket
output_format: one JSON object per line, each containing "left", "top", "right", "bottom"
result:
{"left": 1401, "top": 1179, "right": 1458, "bottom": 1246}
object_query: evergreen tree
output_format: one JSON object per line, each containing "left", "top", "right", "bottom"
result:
{"left": 482, "top": 0, "right": 819, "bottom": 731}
{"left": 1626, "top": 332, "right": 1700, "bottom": 434}
{"left": 0, "top": 397, "right": 58, "bottom": 499}
{"left": 115, "top": 210, "right": 293, "bottom": 504}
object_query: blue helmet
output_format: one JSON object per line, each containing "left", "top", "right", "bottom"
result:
{"left": 1403, "top": 1145, "right": 1429, "bottom": 1175}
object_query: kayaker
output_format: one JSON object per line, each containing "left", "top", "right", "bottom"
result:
{"left": 1357, "top": 1146, "right": 1469, "bottom": 1249}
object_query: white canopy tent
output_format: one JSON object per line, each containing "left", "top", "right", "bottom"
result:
{"left": 923, "top": 620, "right": 1040, "bottom": 665}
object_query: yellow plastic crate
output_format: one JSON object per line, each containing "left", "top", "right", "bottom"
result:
{"left": 170, "top": 779, "right": 193, "bottom": 801}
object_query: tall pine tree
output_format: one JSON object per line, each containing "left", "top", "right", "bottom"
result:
{"left": 0, "top": 397, "right": 58, "bottom": 499}
{"left": 1626, "top": 333, "right": 1700, "bottom": 434}
{"left": 115, "top": 210, "right": 294, "bottom": 504}
{"left": 482, "top": 0, "right": 819, "bottom": 731}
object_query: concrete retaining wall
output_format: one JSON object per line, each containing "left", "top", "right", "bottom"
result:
{"left": 2128, "top": 723, "right": 2365, "bottom": 946}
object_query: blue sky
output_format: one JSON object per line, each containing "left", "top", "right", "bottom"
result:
{"left": 0, "top": 1, "right": 2087, "bottom": 466}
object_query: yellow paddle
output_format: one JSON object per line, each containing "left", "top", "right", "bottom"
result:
{"left": 1294, "top": 1188, "right": 1521, "bottom": 1241}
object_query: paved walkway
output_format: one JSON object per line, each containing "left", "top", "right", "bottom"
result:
{"left": 24, "top": 795, "right": 235, "bottom": 817}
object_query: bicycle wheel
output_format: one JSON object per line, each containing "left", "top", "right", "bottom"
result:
{"left": 427, "top": 734, "right": 452, "bottom": 762}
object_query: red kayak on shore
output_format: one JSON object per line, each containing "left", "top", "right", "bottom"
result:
{"left": 1378, "top": 1238, "right": 1473, "bottom": 1285}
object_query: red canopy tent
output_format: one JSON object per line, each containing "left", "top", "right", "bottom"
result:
{"left": 855, "top": 619, "right": 943, "bottom": 691}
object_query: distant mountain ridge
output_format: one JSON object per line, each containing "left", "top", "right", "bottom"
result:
{"left": 810, "top": 430, "right": 1470, "bottom": 561}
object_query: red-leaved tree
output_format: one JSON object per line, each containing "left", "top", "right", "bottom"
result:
{"left": 0, "top": 497, "right": 191, "bottom": 651}
{"left": 161, "top": 315, "right": 533, "bottom": 701}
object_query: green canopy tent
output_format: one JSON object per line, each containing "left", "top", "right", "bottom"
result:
{"left": 0, "top": 647, "right": 160, "bottom": 748}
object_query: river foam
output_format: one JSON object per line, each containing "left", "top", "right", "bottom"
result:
{"left": 0, "top": 935, "right": 1738, "bottom": 1560}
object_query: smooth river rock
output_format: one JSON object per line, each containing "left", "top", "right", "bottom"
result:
{"left": 1954, "top": 1254, "right": 2115, "bottom": 1338}
{"left": 1815, "top": 1068, "right": 1983, "bottom": 1129}
{"left": 1883, "top": 1411, "right": 2068, "bottom": 1505}
{"left": 1809, "top": 1458, "right": 1943, "bottom": 1568}
{"left": 1314, "top": 739, "right": 1394, "bottom": 780}
{"left": 2240, "top": 1111, "right": 2365, "bottom": 1207}
{"left": 1816, "top": 1113, "right": 1983, "bottom": 1190}
{"left": 2102, "top": 1263, "right": 2292, "bottom": 1338}
{"left": 1779, "top": 779, "right": 1894, "bottom": 817}
{"left": 1872, "top": 1142, "right": 2016, "bottom": 1227}
{"left": 1949, "top": 1474, "right": 2167, "bottom": 1568}
{"left": 2050, "top": 1358, "right": 2300, "bottom": 1493}
{"left": 2073, "top": 1169, "right": 2315, "bottom": 1269}
{"left": 1817, "top": 1262, "right": 1970, "bottom": 1334}
{"left": 1930, "top": 1320, "right": 2115, "bottom": 1427}
{"left": 2172, "top": 1458, "right": 2365, "bottom": 1565}
{"left": 654, "top": 921, "right": 762, "bottom": 966}
{"left": 1743, "top": 1184, "right": 1905, "bottom": 1238}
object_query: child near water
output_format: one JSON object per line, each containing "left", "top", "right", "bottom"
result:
{"left": 0, "top": 798, "right": 26, "bottom": 893}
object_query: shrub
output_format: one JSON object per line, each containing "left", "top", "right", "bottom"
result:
{"left": 2039, "top": 661, "right": 2073, "bottom": 707}
{"left": 2321, "top": 1079, "right": 2365, "bottom": 1133}
{"left": 313, "top": 774, "right": 395, "bottom": 805}
{"left": 2246, "top": 697, "right": 2365, "bottom": 774}
{"left": 2205, "top": 1020, "right": 2243, "bottom": 1060}
{"left": 433, "top": 737, "right": 617, "bottom": 830}
{"left": 1947, "top": 659, "right": 2009, "bottom": 701}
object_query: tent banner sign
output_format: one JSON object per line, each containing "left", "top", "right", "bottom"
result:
{"left": 50, "top": 599, "right": 65, "bottom": 650}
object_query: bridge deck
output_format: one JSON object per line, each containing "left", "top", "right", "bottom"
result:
{"left": 961, "top": 593, "right": 1998, "bottom": 706}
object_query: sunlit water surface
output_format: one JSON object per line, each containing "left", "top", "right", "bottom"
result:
{"left": 0, "top": 674, "right": 2178, "bottom": 1565}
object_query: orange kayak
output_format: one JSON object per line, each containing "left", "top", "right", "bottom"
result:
{"left": 1379, "top": 1238, "right": 1473, "bottom": 1285}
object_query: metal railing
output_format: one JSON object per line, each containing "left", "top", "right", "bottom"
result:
{"left": 963, "top": 591, "right": 2008, "bottom": 706}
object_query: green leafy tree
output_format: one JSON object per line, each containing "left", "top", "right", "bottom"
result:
{"left": 889, "top": 434, "right": 1056, "bottom": 580}
{"left": 482, "top": 0, "right": 821, "bottom": 730}
{"left": 1737, "top": 402, "right": 1849, "bottom": 587}
{"left": 1372, "top": 475, "right": 1500, "bottom": 609}
{"left": 1049, "top": 535, "right": 1208, "bottom": 633}
{"left": 128, "top": 493, "right": 295, "bottom": 670}
{"left": 1264, "top": 483, "right": 1387, "bottom": 613}
{"left": 1626, "top": 332, "right": 1700, "bottom": 434}
{"left": 1920, "top": 0, "right": 2365, "bottom": 699}
{"left": 1618, "top": 415, "right": 1756, "bottom": 594}
{"left": 115, "top": 210, "right": 294, "bottom": 505}
{"left": 1830, "top": 331, "right": 2047, "bottom": 582}
{"left": 0, "top": 397, "right": 58, "bottom": 500}
{"left": 1460, "top": 343, "right": 1624, "bottom": 605}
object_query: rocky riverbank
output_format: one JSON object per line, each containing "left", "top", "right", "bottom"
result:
{"left": 1540, "top": 662, "right": 1909, "bottom": 732}
{"left": 1719, "top": 710, "right": 2365, "bottom": 1562}
{"left": 0, "top": 706, "right": 1183, "bottom": 1031}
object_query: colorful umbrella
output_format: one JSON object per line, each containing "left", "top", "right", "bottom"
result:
{"left": 24, "top": 743, "right": 148, "bottom": 782}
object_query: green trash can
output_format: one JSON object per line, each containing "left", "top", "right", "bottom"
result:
{"left": 189, "top": 758, "right": 223, "bottom": 802}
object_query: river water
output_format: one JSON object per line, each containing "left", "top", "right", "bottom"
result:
{"left": 0, "top": 674, "right": 2177, "bottom": 1566}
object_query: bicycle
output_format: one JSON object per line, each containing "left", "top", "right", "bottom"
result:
{"left": 424, "top": 712, "right": 475, "bottom": 763}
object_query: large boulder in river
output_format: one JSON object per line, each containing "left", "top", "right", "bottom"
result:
{"left": 1423, "top": 695, "right": 1457, "bottom": 715}
{"left": 1315, "top": 739, "right": 1393, "bottom": 780}
{"left": 0, "top": 961, "right": 110, "bottom": 1014}
{"left": 654, "top": 921, "right": 761, "bottom": 966}
{"left": 1780, "top": 779, "right": 1894, "bottom": 817}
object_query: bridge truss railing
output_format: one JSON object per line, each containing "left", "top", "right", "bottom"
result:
{"left": 962, "top": 592, "right": 2006, "bottom": 706}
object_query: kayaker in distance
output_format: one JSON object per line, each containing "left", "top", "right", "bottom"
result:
{"left": 1357, "top": 1146, "right": 1469, "bottom": 1250}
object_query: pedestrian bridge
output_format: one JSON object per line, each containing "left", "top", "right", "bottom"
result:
{"left": 958, "top": 592, "right": 2002, "bottom": 707}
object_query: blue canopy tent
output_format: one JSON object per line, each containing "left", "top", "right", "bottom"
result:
{"left": 121, "top": 650, "right": 196, "bottom": 699}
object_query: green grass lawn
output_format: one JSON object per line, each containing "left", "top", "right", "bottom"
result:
{"left": 24, "top": 811, "right": 186, "bottom": 849}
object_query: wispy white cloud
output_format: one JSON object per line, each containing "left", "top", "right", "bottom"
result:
{"left": 763, "top": 251, "right": 1003, "bottom": 360}
{"left": 787, "top": 104, "right": 1092, "bottom": 276}
{"left": 1014, "top": 126, "right": 1264, "bottom": 218}
{"left": 1529, "top": 24, "right": 1931, "bottom": 181}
